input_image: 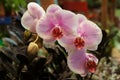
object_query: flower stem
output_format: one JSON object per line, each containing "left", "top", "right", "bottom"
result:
{"left": 34, "top": 35, "right": 39, "bottom": 43}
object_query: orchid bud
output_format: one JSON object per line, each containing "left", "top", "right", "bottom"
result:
{"left": 27, "top": 42, "right": 39, "bottom": 60}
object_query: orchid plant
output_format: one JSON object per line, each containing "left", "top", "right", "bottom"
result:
{"left": 21, "top": 2, "right": 102, "bottom": 77}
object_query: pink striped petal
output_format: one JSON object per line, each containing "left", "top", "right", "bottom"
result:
{"left": 67, "top": 49, "right": 88, "bottom": 77}
{"left": 27, "top": 2, "right": 45, "bottom": 18}
{"left": 21, "top": 2, "right": 45, "bottom": 33}
{"left": 36, "top": 8, "right": 61, "bottom": 41}
{"left": 21, "top": 11, "right": 38, "bottom": 32}
{"left": 36, "top": 8, "right": 78, "bottom": 42}
{"left": 46, "top": 4, "right": 62, "bottom": 13}
{"left": 78, "top": 20, "right": 102, "bottom": 50}
{"left": 58, "top": 35, "right": 76, "bottom": 53}
{"left": 67, "top": 50, "right": 98, "bottom": 76}
{"left": 36, "top": 14, "right": 56, "bottom": 40}
{"left": 55, "top": 10, "right": 78, "bottom": 36}
{"left": 77, "top": 14, "right": 87, "bottom": 23}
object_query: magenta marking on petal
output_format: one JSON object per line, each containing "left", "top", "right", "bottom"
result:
{"left": 74, "top": 37, "right": 85, "bottom": 49}
{"left": 85, "top": 56, "right": 97, "bottom": 73}
{"left": 86, "top": 60, "right": 97, "bottom": 73}
{"left": 52, "top": 26, "right": 63, "bottom": 39}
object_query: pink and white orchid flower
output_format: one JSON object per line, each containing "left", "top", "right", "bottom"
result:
{"left": 59, "top": 19, "right": 102, "bottom": 52}
{"left": 21, "top": 2, "right": 102, "bottom": 77}
{"left": 57, "top": 14, "right": 101, "bottom": 76}
{"left": 36, "top": 4, "right": 78, "bottom": 43}
{"left": 67, "top": 49, "right": 98, "bottom": 77}
{"left": 21, "top": 2, "right": 45, "bottom": 33}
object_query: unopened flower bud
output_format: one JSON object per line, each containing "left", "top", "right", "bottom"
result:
{"left": 24, "top": 30, "right": 31, "bottom": 41}
{"left": 27, "top": 42, "right": 39, "bottom": 59}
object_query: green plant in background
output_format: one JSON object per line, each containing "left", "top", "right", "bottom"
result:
{"left": 87, "top": 0, "right": 101, "bottom": 8}
{"left": 0, "top": 39, "right": 4, "bottom": 47}
{"left": 0, "top": 0, "right": 26, "bottom": 16}
{"left": 116, "top": 0, "right": 120, "bottom": 8}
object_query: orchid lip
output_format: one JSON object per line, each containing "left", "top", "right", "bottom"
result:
{"left": 74, "top": 37, "right": 85, "bottom": 49}
{"left": 52, "top": 26, "right": 63, "bottom": 39}
{"left": 85, "top": 58, "right": 97, "bottom": 73}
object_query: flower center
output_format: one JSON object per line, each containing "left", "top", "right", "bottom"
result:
{"left": 74, "top": 37, "right": 85, "bottom": 49}
{"left": 52, "top": 27, "right": 63, "bottom": 39}
{"left": 86, "top": 59, "right": 97, "bottom": 73}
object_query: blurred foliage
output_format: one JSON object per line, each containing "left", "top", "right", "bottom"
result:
{"left": 87, "top": 0, "right": 101, "bottom": 8}
{"left": 112, "top": 29, "right": 120, "bottom": 50}
{"left": 0, "top": 0, "right": 26, "bottom": 15}
{"left": 0, "top": 39, "right": 4, "bottom": 47}
{"left": 115, "top": 9, "right": 120, "bottom": 17}
{"left": 116, "top": 0, "right": 120, "bottom": 8}
{"left": 92, "top": 57, "right": 120, "bottom": 80}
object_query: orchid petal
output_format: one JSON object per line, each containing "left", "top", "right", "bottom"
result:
{"left": 58, "top": 35, "right": 76, "bottom": 53}
{"left": 21, "top": 11, "right": 38, "bottom": 32}
{"left": 86, "top": 53, "right": 98, "bottom": 73}
{"left": 55, "top": 10, "right": 78, "bottom": 36}
{"left": 47, "top": 4, "right": 62, "bottom": 13}
{"left": 78, "top": 20, "right": 102, "bottom": 50}
{"left": 67, "top": 49, "right": 88, "bottom": 77}
{"left": 86, "top": 53, "right": 98, "bottom": 64}
{"left": 36, "top": 6, "right": 62, "bottom": 42}
{"left": 21, "top": 2, "right": 45, "bottom": 33}
{"left": 37, "top": 8, "right": 78, "bottom": 42}
{"left": 77, "top": 14, "right": 87, "bottom": 23}
{"left": 27, "top": 2, "right": 45, "bottom": 18}
{"left": 36, "top": 14, "right": 57, "bottom": 40}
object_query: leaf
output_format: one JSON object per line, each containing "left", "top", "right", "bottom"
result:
{"left": 2, "top": 37, "right": 18, "bottom": 46}
{"left": 0, "top": 47, "right": 19, "bottom": 64}
{"left": 97, "top": 29, "right": 118, "bottom": 53}
{"left": 29, "top": 57, "right": 47, "bottom": 73}
{"left": 9, "top": 31, "right": 24, "bottom": 44}
{"left": 1, "top": 58, "right": 17, "bottom": 79}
